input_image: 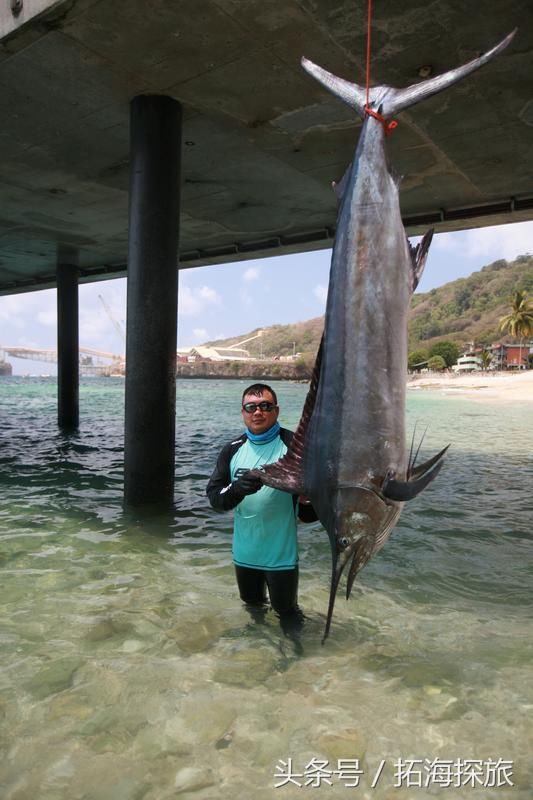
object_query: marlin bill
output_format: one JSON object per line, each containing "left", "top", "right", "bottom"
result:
{"left": 249, "top": 29, "right": 516, "bottom": 640}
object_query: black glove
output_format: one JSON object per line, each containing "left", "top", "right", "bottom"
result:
{"left": 232, "top": 471, "right": 263, "bottom": 497}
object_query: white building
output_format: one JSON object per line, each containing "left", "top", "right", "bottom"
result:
{"left": 452, "top": 352, "right": 482, "bottom": 372}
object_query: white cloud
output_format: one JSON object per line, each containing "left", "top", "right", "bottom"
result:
{"left": 0, "top": 295, "right": 24, "bottom": 320}
{"left": 433, "top": 221, "right": 533, "bottom": 262}
{"left": 36, "top": 309, "right": 57, "bottom": 327}
{"left": 461, "top": 221, "right": 533, "bottom": 261}
{"left": 179, "top": 285, "right": 221, "bottom": 316}
{"left": 79, "top": 309, "right": 114, "bottom": 347}
{"left": 432, "top": 230, "right": 460, "bottom": 253}
{"left": 243, "top": 266, "right": 260, "bottom": 282}
{"left": 313, "top": 284, "right": 328, "bottom": 304}
{"left": 193, "top": 328, "right": 208, "bottom": 340}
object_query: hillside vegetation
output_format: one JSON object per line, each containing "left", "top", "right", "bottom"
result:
{"left": 408, "top": 254, "right": 533, "bottom": 351}
{"left": 204, "top": 254, "right": 533, "bottom": 361}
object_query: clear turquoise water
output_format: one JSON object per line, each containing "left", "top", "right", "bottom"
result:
{"left": 0, "top": 378, "right": 531, "bottom": 799}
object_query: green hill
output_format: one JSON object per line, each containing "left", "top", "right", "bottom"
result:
{"left": 409, "top": 254, "right": 533, "bottom": 351}
{"left": 204, "top": 254, "right": 533, "bottom": 361}
{"left": 205, "top": 317, "right": 324, "bottom": 362}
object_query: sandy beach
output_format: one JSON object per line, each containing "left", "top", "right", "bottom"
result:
{"left": 407, "top": 369, "right": 533, "bottom": 403}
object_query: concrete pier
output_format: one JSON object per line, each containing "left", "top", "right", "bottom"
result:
{"left": 56, "top": 258, "right": 79, "bottom": 430}
{"left": 124, "top": 95, "right": 181, "bottom": 508}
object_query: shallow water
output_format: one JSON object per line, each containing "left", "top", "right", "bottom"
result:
{"left": 0, "top": 378, "right": 531, "bottom": 799}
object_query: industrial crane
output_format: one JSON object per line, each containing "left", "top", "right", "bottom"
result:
{"left": 98, "top": 295, "right": 126, "bottom": 350}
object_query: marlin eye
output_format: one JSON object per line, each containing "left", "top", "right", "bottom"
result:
{"left": 339, "top": 537, "right": 350, "bottom": 548}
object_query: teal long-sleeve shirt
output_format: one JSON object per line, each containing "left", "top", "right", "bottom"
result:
{"left": 206, "top": 429, "right": 299, "bottom": 571}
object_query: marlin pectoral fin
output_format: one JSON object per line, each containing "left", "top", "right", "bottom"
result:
{"left": 382, "top": 444, "right": 449, "bottom": 502}
{"left": 251, "top": 460, "right": 305, "bottom": 494}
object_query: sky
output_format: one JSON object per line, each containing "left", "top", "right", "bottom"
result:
{"left": 0, "top": 220, "right": 532, "bottom": 375}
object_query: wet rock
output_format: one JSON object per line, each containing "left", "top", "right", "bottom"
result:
{"left": 215, "top": 731, "right": 233, "bottom": 749}
{"left": 47, "top": 691, "right": 93, "bottom": 722}
{"left": 423, "top": 685, "right": 442, "bottom": 696}
{"left": 402, "top": 660, "right": 461, "bottom": 688}
{"left": 121, "top": 639, "right": 144, "bottom": 653}
{"left": 83, "top": 617, "right": 134, "bottom": 642}
{"left": 77, "top": 707, "right": 121, "bottom": 737}
{"left": 14, "top": 622, "right": 47, "bottom": 642}
{"left": 174, "top": 766, "right": 216, "bottom": 793}
{"left": 24, "top": 656, "right": 83, "bottom": 700}
{"left": 166, "top": 614, "right": 227, "bottom": 654}
{"left": 317, "top": 728, "right": 367, "bottom": 763}
{"left": 213, "top": 645, "right": 278, "bottom": 688}
{"left": 134, "top": 720, "right": 192, "bottom": 759}
{"left": 177, "top": 693, "right": 236, "bottom": 745}
{"left": 421, "top": 688, "right": 463, "bottom": 721}
{"left": 283, "top": 661, "right": 329, "bottom": 697}
{"left": 83, "top": 620, "right": 117, "bottom": 642}
{"left": 68, "top": 756, "right": 149, "bottom": 800}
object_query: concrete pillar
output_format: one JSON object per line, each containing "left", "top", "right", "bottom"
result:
{"left": 124, "top": 95, "right": 181, "bottom": 508}
{"left": 57, "top": 251, "right": 79, "bottom": 430}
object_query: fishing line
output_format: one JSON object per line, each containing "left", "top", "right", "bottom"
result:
{"left": 364, "top": 0, "right": 398, "bottom": 135}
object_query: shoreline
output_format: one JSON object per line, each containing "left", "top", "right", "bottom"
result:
{"left": 407, "top": 369, "right": 533, "bottom": 403}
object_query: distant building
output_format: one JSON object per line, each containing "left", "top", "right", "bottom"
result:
{"left": 452, "top": 344, "right": 483, "bottom": 372}
{"left": 489, "top": 342, "right": 530, "bottom": 370}
{"left": 452, "top": 353, "right": 482, "bottom": 373}
{"left": 275, "top": 353, "right": 302, "bottom": 362}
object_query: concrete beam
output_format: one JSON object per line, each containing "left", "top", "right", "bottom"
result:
{"left": 0, "top": 0, "right": 67, "bottom": 40}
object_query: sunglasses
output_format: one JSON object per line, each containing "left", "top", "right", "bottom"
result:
{"left": 242, "top": 401, "right": 276, "bottom": 413}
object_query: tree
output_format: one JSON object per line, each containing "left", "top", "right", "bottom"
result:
{"left": 480, "top": 349, "right": 493, "bottom": 371}
{"left": 428, "top": 340, "right": 460, "bottom": 367}
{"left": 499, "top": 290, "right": 533, "bottom": 369}
{"left": 427, "top": 355, "right": 446, "bottom": 371}
{"left": 454, "top": 285, "right": 472, "bottom": 313}
{"left": 408, "top": 350, "right": 428, "bottom": 370}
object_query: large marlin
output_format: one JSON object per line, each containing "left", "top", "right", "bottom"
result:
{"left": 250, "top": 30, "right": 515, "bottom": 640}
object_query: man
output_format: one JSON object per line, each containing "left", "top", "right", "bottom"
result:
{"left": 206, "top": 383, "right": 315, "bottom": 628}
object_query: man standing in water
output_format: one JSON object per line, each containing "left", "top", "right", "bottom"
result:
{"left": 206, "top": 383, "right": 315, "bottom": 629}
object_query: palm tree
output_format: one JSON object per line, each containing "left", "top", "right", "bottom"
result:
{"left": 480, "top": 349, "right": 493, "bottom": 371}
{"left": 499, "top": 290, "right": 533, "bottom": 369}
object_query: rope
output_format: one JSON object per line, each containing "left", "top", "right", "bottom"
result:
{"left": 363, "top": 0, "right": 398, "bottom": 136}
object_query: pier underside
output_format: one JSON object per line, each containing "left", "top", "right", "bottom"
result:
{"left": 1, "top": 0, "right": 531, "bottom": 505}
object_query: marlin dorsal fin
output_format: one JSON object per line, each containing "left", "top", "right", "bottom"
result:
{"left": 409, "top": 229, "right": 434, "bottom": 291}
{"left": 251, "top": 336, "right": 324, "bottom": 494}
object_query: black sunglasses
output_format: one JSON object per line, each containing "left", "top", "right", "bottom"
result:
{"left": 242, "top": 401, "right": 276, "bottom": 413}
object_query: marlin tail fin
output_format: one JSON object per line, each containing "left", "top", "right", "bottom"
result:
{"left": 302, "top": 29, "right": 515, "bottom": 119}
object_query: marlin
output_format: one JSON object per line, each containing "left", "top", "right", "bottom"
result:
{"left": 250, "top": 30, "right": 515, "bottom": 640}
